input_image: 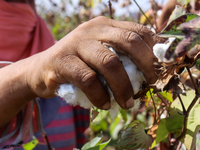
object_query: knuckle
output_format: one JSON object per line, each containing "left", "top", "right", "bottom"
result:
{"left": 77, "top": 16, "right": 109, "bottom": 36}
{"left": 101, "top": 53, "right": 119, "bottom": 69}
{"left": 80, "top": 71, "right": 98, "bottom": 88}
{"left": 139, "top": 25, "right": 150, "bottom": 33}
{"left": 81, "top": 16, "right": 107, "bottom": 28}
{"left": 137, "top": 24, "right": 150, "bottom": 34}
{"left": 137, "top": 25, "right": 158, "bottom": 41}
{"left": 122, "top": 31, "right": 142, "bottom": 44}
{"left": 77, "top": 21, "right": 91, "bottom": 31}
{"left": 137, "top": 25, "right": 151, "bottom": 37}
{"left": 93, "top": 16, "right": 108, "bottom": 23}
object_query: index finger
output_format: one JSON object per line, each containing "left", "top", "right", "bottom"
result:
{"left": 93, "top": 16, "right": 166, "bottom": 49}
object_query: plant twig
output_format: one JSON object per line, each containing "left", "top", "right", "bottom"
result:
{"left": 108, "top": 0, "right": 113, "bottom": 19}
{"left": 150, "top": 90, "right": 157, "bottom": 123}
{"left": 177, "top": 94, "right": 186, "bottom": 114}
{"left": 133, "top": 0, "right": 154, "bottom": 28}
{"left": 42, "top": 132, "right": 53, "bottom": 150}
{"left": 186, "top": 95, "right": 199, "bottom": 115}
{"left": 156, "top": 93, "right": 168, "bottom": 106}
{"left": 186, "top": 66, "right": 199, "bottom": 95}
{"left": 171, "top": 67, "right": 200, "bottom": 145}
{"left": 172, "top": 95, "right": 199, "bottom": 144}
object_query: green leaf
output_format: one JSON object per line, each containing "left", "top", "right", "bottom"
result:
{"left": 86, "top": 139, "right": 111, "bottom": 150}
{"left": 170, "top": 90, "right": 200, "bottom": 150}
{"left": 173, "top": 16, "right": 200, "bottom": 59}
{"left": 161, "top": 14, "right": 200, "bottom": 62}
{"left": 158, "top": 91, "right": 173, "bottom": 102}
{"left": 177, "top": 0, "right": 191, "bottom": 6}
{"left": 195, "top": 58, "right": 200, "bottom": 70}
{"left": 117, "top": 120, "right": 153, "bottom": 149}
{"left": 170, "top": 90, "right": 196, "bottom": 114}
{"left": 90, "top": 109, "right": 109, "bottom": 132}
{"left": 190, "top": 125, "right": 200, "bottom": 150}
{"left": 23, "top": 136, "right": 38, "bottom": 150}
{"left": 110, "top": 117, "right": 120, "bottom": 137}
{"left": 90, "top": 119, "right": 108, "bottom": 132}
{"left": 151, "top": 113, "right": 183, "bottom": 148}
{"left": 146, "top": 88, "right": 154, "bottom": 98}
{"left": 160, "top": 13, "right": 198, "bottom": 39}
{"left": 185, "top": 105, "right": 200, "bottom": 150}
{"left": 151, "top": 119, "right": 168, "bottom": 148}
{"left": 167, "top": 5, "right": 186, "bottom": 25}
{"left": 119, "top": 108, "right": 127, "bottom": 123}
{"left": 165, "top": 113, "right": 184, "bottom": 133}
{"left": 82, "top": 133, "right": 111, "bottom": 150}
{"left": 82, "top": 133, "right": 103, "bottom": 150}
{"left": 90, "top": 110, "right": 108, "bottom": 122}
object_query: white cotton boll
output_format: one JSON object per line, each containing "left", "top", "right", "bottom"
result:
{"left": 57, "top": 47, "right": 146, "bottom": 119}
{"left": 119, "top": 55, "right": 145, "bottom": 94}
{"left": 58, "top": 84, "right": 93, "bottom": 109}
{"left": 130, "top": 98, "right": 141, "bottom": 113}
{"left": 153, "top": 37, "right": 176, "bottom": 62}
{"left": 109, "top": 100, "right": 120, "bottom": 119}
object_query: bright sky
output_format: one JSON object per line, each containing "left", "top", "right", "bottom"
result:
{"left": 35, "top": 0, "right": 169, "bottom": 17}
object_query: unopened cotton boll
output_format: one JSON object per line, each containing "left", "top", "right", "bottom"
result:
{"left": 57, "top": 47, "right": 146, "bottom": 119}
{"left": 153, "top": 37, "right": 175, "bottom": 62}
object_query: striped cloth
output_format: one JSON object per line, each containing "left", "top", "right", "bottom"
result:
{"left": 32, "top": 97, "right": 90, "bottom": 150}
{"left": 0, "top": 97, "right": 90, "bottom": 150}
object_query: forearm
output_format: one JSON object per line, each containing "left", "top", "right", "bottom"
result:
{"left": 0, "top": 56, "right": 39, "bottom": 128}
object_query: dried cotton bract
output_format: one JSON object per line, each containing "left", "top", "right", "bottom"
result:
{"left": 57, "top": 47, "right": 146, "bottom": 119}
{"left": 153, "top": 37, "right": 181, "bottom": 91}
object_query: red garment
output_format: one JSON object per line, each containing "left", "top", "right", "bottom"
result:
{"left": 0, "top": 0, "right": 55, "bottom": 61}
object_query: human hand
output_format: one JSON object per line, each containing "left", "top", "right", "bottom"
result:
{"left": 28, "top": 16, "right": 165, "bottom": 110}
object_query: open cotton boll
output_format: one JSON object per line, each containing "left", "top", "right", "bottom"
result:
{"left": 58, "top": 84, "right": 93, "bottom": 109}
{"left": 119, "top": 55, "right": 145, "bottom": 94}
{"left": 57, "top": 47, "right": 146, "bottom": 119}
{"left": 153, "top": 37, "right": 175, "bottom": 62}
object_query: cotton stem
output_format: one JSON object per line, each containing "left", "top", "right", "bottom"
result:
{"left": 133, "top": 0, "right": 154, "bottom": 29}
{"left": 150, "top": 90, "right": 157, "bottom": 124}
{"left": 186, "top": 66, "right": 199, "bottom": 95}
{"left": 108, "top": 0, "right": 114, "bottom": 19}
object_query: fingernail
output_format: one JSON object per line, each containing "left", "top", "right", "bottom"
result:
{"left": 126, "top": 97, "right": 134, "bottom": 109}
{"left": 102, "top": 102, "right": 111, "bottom": 110}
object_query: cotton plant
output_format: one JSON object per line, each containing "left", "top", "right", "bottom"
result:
{"left": 60, "top": 4, "right": 200, "bottom": 150}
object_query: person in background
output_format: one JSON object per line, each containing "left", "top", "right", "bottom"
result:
{"left": 0, "top": 0, "right": 165, "bottom": 149}
{"left": 157, "top": 0, "right": 200, "bottom": 31}
{"left": 0, "top": 1, "right": 89, "bottom": 149}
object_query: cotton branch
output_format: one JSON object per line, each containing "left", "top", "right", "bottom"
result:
{"left": 108, "top": 0, "right": 114, "bottom": 19}
{"left": 133, "top": 0, "right": 154, "bottom": 29}
{"left": 186, "top": 66, "right": 200, "bottom": 95}
{"left": 172, "top": 67, "right": 200, "bottom": 145}
{"left": 150, "top": 89, "right": 157, "bottom": 124}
